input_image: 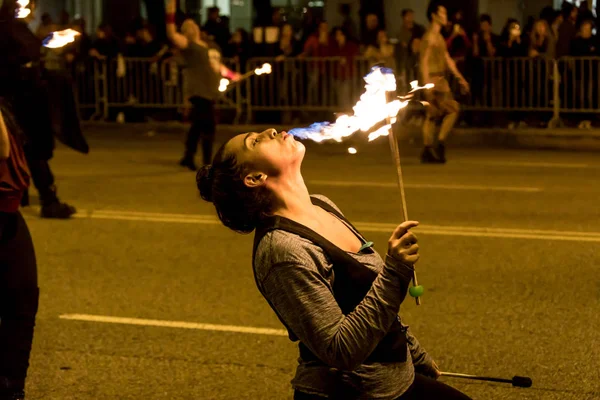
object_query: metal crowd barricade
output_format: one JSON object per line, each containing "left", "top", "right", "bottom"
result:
{"left": 97, "top": 56, "right": 241, "bottom": 121}
{"left": 557, "top": 56, "right": 600, "bottom": 114}
{"left": 66, "top": 55, "right": 600, "bottom": 125}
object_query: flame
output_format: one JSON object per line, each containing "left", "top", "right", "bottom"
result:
{"left": 255, "top": 63, "right": 272, "bottom": 75}
{"left": 289, "top": 67, "right": 417, "bottom": 143}
{"left": 348, "top": 147, "right": 358, "bottom": 154}
{"left": 15, "top": 0, "right": 30, "bottom": 18}
{"left": 42, "top": 29, "right": 81, "bottom": 49}
{"left": 219, "top": 78, "right": 229, "bottom": 93}
{"left": 409, "top": 80, "right": 435, "bottom": 93}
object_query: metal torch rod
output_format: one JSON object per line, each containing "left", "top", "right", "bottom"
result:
{"left": 386, "top": 120, "right": 421, "bottom": 306}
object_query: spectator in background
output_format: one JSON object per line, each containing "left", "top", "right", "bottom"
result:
{"left": 365, "top": 29, "right": 397, "bottom": 71}
{"left": 446, "top": 11, "right": 471, "bottom": 71}
{"left": 225, "top": 28, "right": 251, "bottom": 71}
{"left": 203, "top": 7, "right": 230, "bottom": 52}
{"left": 499, "top": 20, "right": 527, "bottom": 129}
{"left": 331, "top": 27, "right": 359, "bottom": 111}
{"left": 274, "top": 23, "right": 301, "bottom": 59}
{"left": 556, "top": 2, "right": 578, "bottom": 58}
{"left": 472, "top": 14, "right": 498, "bottom": 58}
{"left": 361, "top": 13, "right": 380, "bottom": 48}
{"left": 528, "top": 19, "right": 554, "bottom": 58}
{"left": 396, "top": 9, "right": 425, "bottom": 77}
{"left": 63, "top": 18, "right": 92, "bottom": 67}
{"left": 339, "top": 3, "right": 358, "bottom": 42}
{"left": 89, "top": 24, "right": 120, "bottom": 60}
{"left": 35, "top": 12, "right": 55, "bottom": 39}
{"left": 570, "top": 19, "right": 598, "bottom": 129}
{"left": 302, "top": 21, "right": 332, "bottom": 57}
{"left": 471, "top": 14, "right": 498, "bottom": 119}
{"left": 577, "top": 1, "right": 595, "bottom": 29}
{"left": 550, "top": 10, "right": 564, "bottom": 42}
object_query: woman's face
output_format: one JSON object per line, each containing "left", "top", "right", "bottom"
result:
{"left": 282, "top": 24, "right": 293, "bottom": 38}
{"left": 581, "top": 22, "right": 592, "bottom": 39}
{"left": 226, "top": 129, "right": 305, "bottom": 187}
{"left": 534, "top": 21, "right": 546, "bottom": 36}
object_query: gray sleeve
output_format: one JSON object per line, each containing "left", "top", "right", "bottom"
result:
{"left": 402, "top": 323, "right": 436, "bottom": 377}
{"left": 259, "top": 254, "right": 415, "bottom": 371}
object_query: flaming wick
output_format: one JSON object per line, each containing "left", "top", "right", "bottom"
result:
{"left": 219, "top": 63, "right": 272, "bottom": 93}
{"left": 42, "top": 29, "right": 81, "bottom": 49}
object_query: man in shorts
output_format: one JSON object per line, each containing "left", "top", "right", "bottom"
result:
{"left": 420, "top": 1, "right": 470, "bottom": 164}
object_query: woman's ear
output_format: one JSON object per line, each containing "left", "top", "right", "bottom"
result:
{"left": 244, "top": 172, "right": 267, "bottom": 188}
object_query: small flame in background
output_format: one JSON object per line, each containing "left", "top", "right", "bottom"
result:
{"left": 219, "top": 63, "right": 272, "bottom": 92}
{"left": 348, "top": 147, "right": 358, "bottom": 155}
{"left": 289, "top": 67, "right": 433, "bottom": 145}
{"left": 15, "top": 0, "right": 30, "bottom": 18}
{"left": 42, "top": 29, "right": 81, "bottom": 49}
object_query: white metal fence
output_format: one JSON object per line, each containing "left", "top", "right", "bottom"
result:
{"left": 62, "top": 56, "right": 600, "bottom": 125}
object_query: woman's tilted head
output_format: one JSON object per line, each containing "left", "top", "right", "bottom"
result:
{"left": 197, "top": 128, "right": 305, "bottom": 234}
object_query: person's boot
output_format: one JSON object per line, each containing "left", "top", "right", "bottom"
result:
{"left": 179, "top": 157, "right": 198, "bottom": 171}
{"left": 436, "top": 141, "right": 447, "bottom": 164}
{"left": 39, "top": 185, "right": 76, "bottom": 219}
{"left": 420, "top": 146, "right": 444, "bottom": 164}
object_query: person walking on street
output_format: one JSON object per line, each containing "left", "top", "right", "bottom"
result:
{"left": 165, "top": 0, "right": 240, "bottom": 171}
{"left": 419, "top": 1, "right": 470, "bottom": 164}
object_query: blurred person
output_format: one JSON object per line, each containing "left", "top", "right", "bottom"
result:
{"left": 499, "top": 20, "right": 527, "bottom": 129}
{"left": 203, "top": 6, "right": 230, "bottom": 52}
{"left": 396, "top": 9, "right": 425, "bottom": 71}
{"left": 365, "top": 29, "right": 397, "bottom": 71}
{"left": 550, "top": 10, "right": 564, "bottom": 41}
{"left": 419, "top": 1, "right": 470, "bottom": 164}
{"left": 556, "top": 2, "right": 578, "bottom": 58}
{"left": 34, "top": 12, "right": 54, "bottom": 39}
{"left": 195, "top": 128, "right": 472, "bottom": 399}
{"left": 339, "top": 3, "right": 358, "bottom": 42}
{"left": 471, "top": 14, "right": 499, "bottom": 117}
{"left": 331, "top": 27, "right": 360, "bottom": 111}
{"left": 528, "top": 19, "right": 555, "bottom": 58}
{"left": 0, "top": 100, "right": 39, "bottom": 400}
{"left": 301, "top": 21, "right": 332, "bottom": 108}
{"left": 63, "top": 18, "right": 92, "bottom": 67}
{"left": 361, "top": 13, "right": 380, "bottom": 48}
{"left": 0, "top": 0, "right": 82, "bottom": 218}
{"left": 225, "top": 28, "right": 251, "bottom": 71}
{"left": 577, "top": 1, "right": 595, "bottom": 29}
{"left": 89, "top": 24, "right": 120, "bottom": 60}
{"left": 472, "top": 14, "right": 498, "bottom": 58}
{"left": 570, "top": 19, "right": 598, "bottom": 129}
{"left": 445, "top": 10, "right": 471, "bottom": 70}
{"left": 165, "top": 0, "right": 240, "bottom": 170}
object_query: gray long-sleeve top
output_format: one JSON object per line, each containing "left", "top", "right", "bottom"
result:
{"left": 253, "top": 195, "right": 435, "bottom": 399}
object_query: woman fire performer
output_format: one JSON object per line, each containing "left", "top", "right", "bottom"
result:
{"left": 196, "top": 128, "right": 471, "bottom": 399}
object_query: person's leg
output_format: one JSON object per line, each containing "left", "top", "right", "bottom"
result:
{"left": 436, "top": 96, "right": 461, "bottom": 163}
{"left": 23, "top": 152, "right": 76, "bottom": 219}
{"left": 199, "top": 100, "right": 217, "bottom": 166}
{"left": 181, "top": 97, "right": 203, "bottom": 170}
{"left": 421, "top": 97, "right": 442, "bottom": 164}
{"left": 396, "top": 373, "right": 472, "bottom": 400}
{"left": 0, "top": 212, "right": 39, "bottom": 399}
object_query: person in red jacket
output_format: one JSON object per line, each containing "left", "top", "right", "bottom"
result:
{"left": 0, "top": 100, "right": 39, "bottom": 400}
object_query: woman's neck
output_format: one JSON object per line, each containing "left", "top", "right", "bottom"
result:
{"left": 271, "top": 175, "right": 320, "bottom": 221}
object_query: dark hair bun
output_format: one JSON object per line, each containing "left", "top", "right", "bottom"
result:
{"left": 196, "top": 165, "right": 214, "bottom": 203}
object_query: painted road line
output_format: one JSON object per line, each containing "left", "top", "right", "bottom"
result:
{"left": 456, "top": 161, "right": 590, "bottom": 169}
{"left": 307, "top": 180, "right": 542, "bottom": 193}
{"left": 59, "top": 314, "right": 288, "bottom": 337}
{"left": 26, "top": 209, "right": 600, "bottom": 242}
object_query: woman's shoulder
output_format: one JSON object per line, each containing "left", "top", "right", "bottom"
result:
{"left": 254, "top": 229, "right": 327, "bottom": 283}
{"left": 310, "top": 194, "right": 344, "bottom": 216}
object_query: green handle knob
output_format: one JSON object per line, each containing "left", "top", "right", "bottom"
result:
{"left": 409, "top": 285, "right": 424, "bottom": 298}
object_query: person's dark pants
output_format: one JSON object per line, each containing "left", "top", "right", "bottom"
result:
{"left": 0, "top": 211, "right": 39, "bottom": 392}
{"left": 184, "top": 96, "right": 216, "bottom": 166}
{"left": 23, "top": 150, "right": 58, "bottom": 207}
{"left": 293, "top": 373, "right": 472, "bottom": 400}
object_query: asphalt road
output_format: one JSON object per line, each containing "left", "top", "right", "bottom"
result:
{"left": 20, "top": 126, "right": 600, "bottom": 400}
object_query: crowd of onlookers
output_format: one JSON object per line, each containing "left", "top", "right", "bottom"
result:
{"left": 38, "top": 1, "right": 600, "bottom": 127}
